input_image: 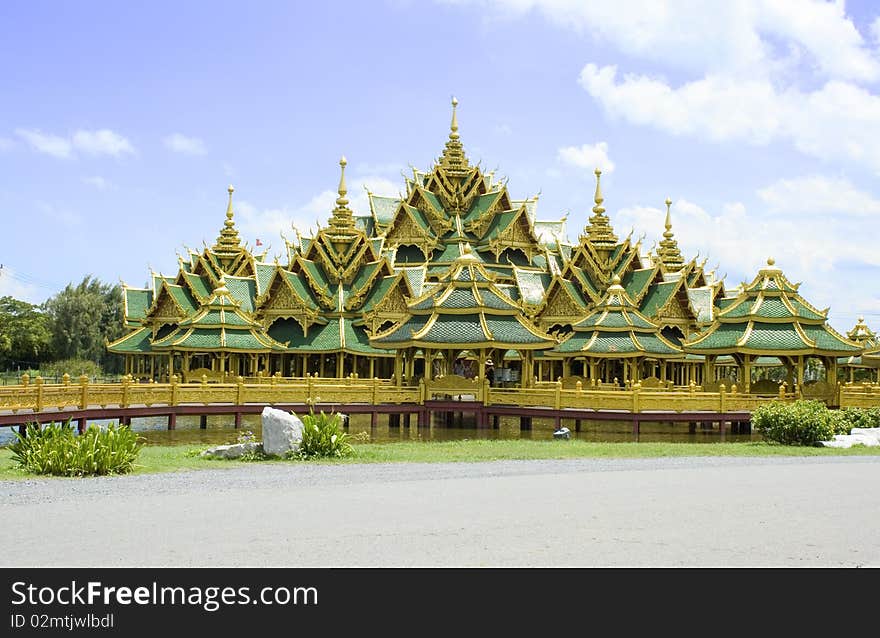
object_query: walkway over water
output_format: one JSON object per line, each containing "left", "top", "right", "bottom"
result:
{"left": 1, "top": 374, "right": 878, "bottom": 435}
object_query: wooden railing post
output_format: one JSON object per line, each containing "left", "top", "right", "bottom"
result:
{"left": 632, "top": 382, "right": 641, "bottom": 413}
{"left": 371, "top": 377, "right": 379, "bottom": 405}
{"left": 307, "top": 373, "right": 315, "bottom": 404}
{"left": 170, "top": 374, "right": 179, "bottom": 406}
{"left": 576, "top": 380, "right": 582, "bottom": 394}
{"left": 779, "top": 382, "right": 786, "bottom": 401}
{"left": 62, "top": 373, "right": 70, "bottom": 386}
{"left": 35, "top": 376, "right": 43, "bottom": 412}
{"left": 20, "top": 373, "right": 29, "bottom": 388}
{"left": 719, "top": 383, "right": 726, "bottom": 413}
{"left": 236, "top": 376, "right": 244, "bottom": 405}
{"left": 418, "top": 378, "right": 426, "bottom": 405}
{"left": 689, "top": 380, "right": 696, "bottom": 396}
{"left": 121, "top": 374, "right": 130, "bottom": 408}
{"left": 484, "top": 378, "right": 490, "bottom": 405}
{"left": 554, "top": 380, "right": 562, "bottom": 410}
{"left": 79, "top": 374, "right": 89, "bottom": 409}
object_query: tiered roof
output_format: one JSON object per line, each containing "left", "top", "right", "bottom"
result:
{"left": 553, "top": 275, "right": 681, "bottom": 358}
{"left": 371, "top": 247, "right": 556, "bottom": 350}
{"left": 683, "top": 258, "right": 861, "bottom": 356}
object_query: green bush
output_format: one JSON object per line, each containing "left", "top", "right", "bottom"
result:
{"left": 10, "top": 421, "right": 144, "bottom": 476}
{"left": 835, "top": 407, "right": 880, "bottom": 434}
{"left": 39, "top": 358, "right": 104, "bottom": 381}
{"left": 293, "top": 411, "right": 353, "bottom": 460}
{"left": 751, "top": 400, "right": 836, "bottom": 446}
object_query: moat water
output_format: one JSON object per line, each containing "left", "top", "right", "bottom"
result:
{"left": 0, "top": 412, "right": 758, "bottom": 446}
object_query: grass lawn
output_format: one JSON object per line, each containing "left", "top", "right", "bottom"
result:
{"left": 1, "top": 438, "right": 879, "bottom": 480}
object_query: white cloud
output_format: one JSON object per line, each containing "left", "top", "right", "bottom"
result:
{"left": 15, "top": 128, "right": 134, "bottom": 158}
{"left": 557, "top": 141, "right": 614, "bottom": 173}
{"left": 164, "top": 133, "right": 207, "bottom": 156}
{"left": 15, "top": 129, "right": 73, "bottom": 158}
{"left": 0, "top": 137, "right": 13, "bottom": 151}
{"left": 579, "top": 64, "right": 880, "bottom": 172}
{"left": 36, "top": 201, "right": 81, "bottom": 226}
{"left": 82, "top": 176, "right": 113, "bottom": 190}
{"left": 71, "top": 129, "right": 135, "bottom": 157}
{"left": 453, "top": 0, "right": 880, "bottom": 82}
{"left": 0, "top": 266, "right": 48, "bottom": 304}
{"left": 757, "top": 175, "right": 880, "bottom": 216}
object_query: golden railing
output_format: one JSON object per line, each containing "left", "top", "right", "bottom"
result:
{"left": 1, "top": 373, "right": 875, "bottom": 416}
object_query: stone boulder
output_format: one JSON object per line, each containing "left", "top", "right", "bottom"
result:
{"left": 200, "top": 442, "right": 262, "bottom": 459}
{"left": 818, "top": 427, "right": 880, "bottom": 448}
{"left": 261, "top": 406, "right": 304, "bottom": 457}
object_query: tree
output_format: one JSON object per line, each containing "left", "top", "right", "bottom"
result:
{"left": 44, "top": 276, "right": 124, "bottom": 372}
{"left": 0, "top": 296, "right": 53, "bottom": 369}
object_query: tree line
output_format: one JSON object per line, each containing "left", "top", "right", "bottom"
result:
{"left": 0, "top": 276, "right": 124, "bottom": 374}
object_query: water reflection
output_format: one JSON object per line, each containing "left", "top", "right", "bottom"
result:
{"left": 0, "top": 411, "right": 756, "bottom": 446}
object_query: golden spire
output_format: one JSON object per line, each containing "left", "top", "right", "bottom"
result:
{"left": 847, "top": 316, "right": 876, "bottom": 345}
{"left": 439, "top": 96, "right": 469, "bottom": 176}
{"left": 657, "top": 197, "right": 684, "bottom": 271}
{"left": 328, "top": 155, "right": 355, "bottom": 233}
{"left": 212, "top": 184, "right": 242, "bottom": 253}
{"left": 580, "top": 168, "right": 618, "bottom": 248}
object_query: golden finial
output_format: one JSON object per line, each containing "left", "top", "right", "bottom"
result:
{"left": 664, "top": 197, "right": 673, "bottom": 235}
{"left": 767, "top": 257, "right": 775, "bottom": 266}
{"left": 612, "top": 274, "right": 622, "bottom": 285}
{"left": 593, "top": 169, "right": 604, "bottom": 213}
{"left": 226, "top": 185, "right": 235, "bottom": 223}
{"left": 336, "top": 156, "right": 348, "bottom": 208}
{"left": 450, "top": 96, "right": 459, "bottom": 140}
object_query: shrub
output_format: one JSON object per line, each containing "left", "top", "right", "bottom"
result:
{"left": 39, "top": 358, "right": 104, "bottom": 381}
{"left": 293, "top": 411, "right": 353, "bottom": 460}
{"left": 751, "top": 400, "right": 835, "bottom": 446}
{"left": 10, "top": 421, "right": 144, "bottom": 476}
{"left": 835, "top": 407, "right": 880, "bottom": 434}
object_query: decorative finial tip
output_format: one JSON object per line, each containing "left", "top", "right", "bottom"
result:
{"left": 665, "top": 197, "right": 672, "bottom": 206}
{"left": 340, "top": 156, "right": 347, "bottom": 167}
{"left": 767, "top": 257, "right": 775, "bottom": 266}
{"left": 594, "top": 168, "right": 602, "bottom": 176}
{"left": 451, "top": 96, "right": 458, "bottom": 107}
{"left": 228, "top": 185, "right": 234, "bottom": 194}
{"left": 859, "top": 315, "right": 864, "bottom": 322}
{"left": 612, "top": 274, "right": 621, "bottom": 285}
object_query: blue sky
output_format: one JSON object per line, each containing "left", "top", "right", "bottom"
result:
{"left": 2, "top": 0, "right": 879, "bottom": 334}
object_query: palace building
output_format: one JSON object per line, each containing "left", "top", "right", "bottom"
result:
{"left": 108, "top": 99, "right": 866, "bottom": 392}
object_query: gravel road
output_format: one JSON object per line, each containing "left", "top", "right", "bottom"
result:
{"left": 2, "top": 456, "right": 879, "bottom": 567}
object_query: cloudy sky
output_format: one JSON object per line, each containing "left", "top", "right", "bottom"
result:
{"left": 1, "top": 0, "right": 879, "bottom": 333}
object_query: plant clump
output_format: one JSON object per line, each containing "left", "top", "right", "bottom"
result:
{"left": 752, "top": 401, "right": 880, "bottom": 446}
{"left": 292, "top": 411, "right": 353, "bottom": 460}
{"left": 10, "top": 421, "right": 144, "bottom": 476}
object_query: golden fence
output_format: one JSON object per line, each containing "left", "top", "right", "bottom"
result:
{"left": 1, "top": 373, "right": 876, "bottom": 416}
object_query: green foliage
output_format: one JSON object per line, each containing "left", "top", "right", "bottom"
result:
{"left": 44, "top": 276, "right": 124, "bottom": 372}
{"left": 752, "top": 401, "right": 880, "bottom": 445}
{"left": 39, "top": 358, "right": 104, "bottom": 380}
{"left": 293, "top": 411, "right": 353, "bottom": 459}
{"left": 0, "top": 296, "right": 52, "bottom": 368}
{"left": 9, "top": 421, "right": 144, "bottom": 476}
{"left": 833, "top": 407, "right": 880, "bottom": 435}
{"left": 751, "top": 400, "right": 836, "bottom": 446}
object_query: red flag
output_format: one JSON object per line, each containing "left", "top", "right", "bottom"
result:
{"left": 255, "top": 239, "right": 263, "bottom": 246}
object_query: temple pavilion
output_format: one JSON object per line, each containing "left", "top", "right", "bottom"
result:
{"left": 108, "top": 98, "right": 864, "bottom": 389}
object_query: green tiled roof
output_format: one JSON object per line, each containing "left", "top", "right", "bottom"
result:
{"left": 621, "top": 268, "right": 655, "bottom": 302}
{"left": 640, "top": 281, "right": 680, "bottom": 318}
{"left": 224, "top": 276, "right": 256, "bottom": 313}
{"left": 107, "top": 327, "right": 153, "bottom": 353}
{"left": 569, "top": 265, "right": 600, "bottom": 300}
{"left": 124, "top": 288, "right": 152, "bottom": 322}
{"left": 464, "top": 190, "right": 503, "bottom": 222}
{"left": 686, "top": 287, "right": 714, "bottom": 324}
{"left": 743, "top": 323, "right": 810, "bottom": 350}
{"left": 282, "top": 271, "right": 319, "bottom": 309}
{"left": 183, "top": 272, "right": 212, "bottom": 301}
{"left": 481, "top": 210, "right": 519, "bottom": 242}
{"left": 369, "top": 194, "right": 400, "bottom": 227}
{"left": 401, "top": 203, "right": 434, "bottom": 234}
{"left": 255, "top": 263, "right": 276, "bottom": 296}
{"left": 419, "top": 189, "right": 445, "bottom": 217}
{"left": 164, "top": 284, "right": 199, "bottom": 315}
{"left": 360, "top": 276, "right": 399, "bottom": 313}
{"left": 801, "top": 325, "right": 861, "bottom": 353}
{"left": 685, "top": 323, "right": 746, "bottom": 351}
{"left": 514, "top": 270, "right": 548, "bottom": 306}
{"left": 300, "top": 259, "right": 330, "bottom": 295}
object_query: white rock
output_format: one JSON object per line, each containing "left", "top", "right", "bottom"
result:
{"left": 818, "top": 431, "right": 880, "bottom": 448}
{"left": 818, "top": 439, "right": 852, "bottom": 448}
{"left": 850, "top": 427, "right": 880, "bottom": 442}
{"left": 261, "top": 406, "right": 303, "bottom": 457}
{"left": 200, "top": 442, "right": 262, "bottom": 459}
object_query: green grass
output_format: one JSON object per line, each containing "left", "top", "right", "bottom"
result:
{"left": 1, "top": 439, "right": 879, "bottom": 480}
